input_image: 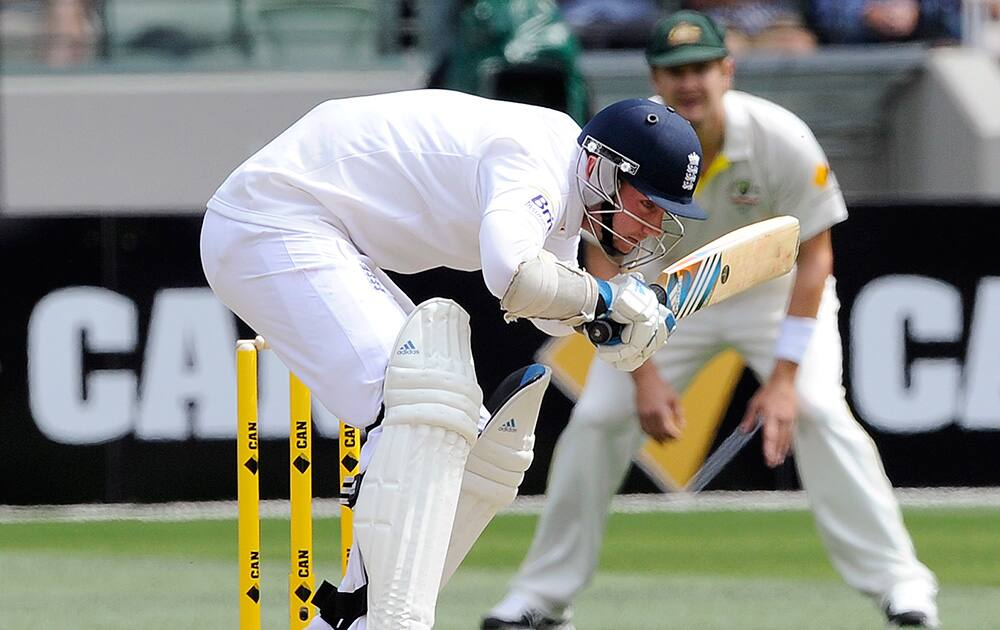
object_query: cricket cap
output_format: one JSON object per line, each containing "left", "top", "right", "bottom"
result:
{"left": 646, "top": 10, "right": 728, "bottom": 69}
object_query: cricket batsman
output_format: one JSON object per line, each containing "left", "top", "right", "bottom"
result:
{"left": 200, "top": 89, "right": 706, "bottom": 629}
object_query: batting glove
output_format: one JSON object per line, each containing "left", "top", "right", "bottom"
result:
{"left": 594, "top": 273, "right": 677, "bottom": 372}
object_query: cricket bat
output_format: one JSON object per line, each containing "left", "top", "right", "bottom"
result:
{"left": 686, "top": 416, "right": 762, "bottom": 493}
{"left": 585, "top": 216, "right": 801, "bottom": 344}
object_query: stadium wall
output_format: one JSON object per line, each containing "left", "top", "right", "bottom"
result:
{"left": 889, "top": 47, "right": 1000, "bottom": 197}
{"left": 0, "top": 69, "right": 424, "bottom": 214}
{"left": 3, "top": 47, "right": 1000, "bottom": 212}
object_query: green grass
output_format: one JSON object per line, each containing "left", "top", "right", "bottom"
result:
{"left": 1, "top": 507, "right": 998, "bottom": 629}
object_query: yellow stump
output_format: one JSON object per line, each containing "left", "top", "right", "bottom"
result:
{"left": 237, "top": 341, "right": 261, "bottom": 630}
{"left": 338, "top": 422, "right": 360, "bottom": 575}
{"left": 289, "top": 373, "right": 314, "bottom": 629}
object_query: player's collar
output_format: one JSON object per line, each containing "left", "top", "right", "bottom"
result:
{"left": 721, "top": 91, "right": 752, "bottom": 162}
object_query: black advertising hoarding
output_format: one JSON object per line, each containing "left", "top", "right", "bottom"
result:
{"left": 0, "top": 204, "right": 998, "bottom": 505}
{"left": 834, "top": 202, "right": 1000, "bottom": 486}
{"left": 0, "top": 216, "right": 567, "bottom": 505}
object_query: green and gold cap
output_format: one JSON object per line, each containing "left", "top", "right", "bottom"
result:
{"left": 645, "top": 10, "right": 728, "bottom": 68}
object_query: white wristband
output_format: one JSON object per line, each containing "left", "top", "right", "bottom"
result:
{"left": 774, "top": 316, "right": 817, "bottom": 365}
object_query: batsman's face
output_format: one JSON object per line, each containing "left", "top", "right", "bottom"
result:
{"left": 610, "top": 180, "right": 665, "bottom": 255}
{"left": 650, "top": 58, "right": 733, "bottom": 127}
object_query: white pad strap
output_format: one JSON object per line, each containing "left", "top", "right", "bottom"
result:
{"left": 440, "top": 365, "right": 551, "bottom": 586}
{"left": 354, "top": 298, "right": 482, "bottom": 629}
{"left": 500, "top": 250, "right": 600, "bottom": 327}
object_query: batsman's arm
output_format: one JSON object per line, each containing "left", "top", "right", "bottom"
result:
{"left": 481, "top": 209, "right": 602, "bottom": 331}
{"left": 480, "top": 207, "right": 673, "bottom": 376}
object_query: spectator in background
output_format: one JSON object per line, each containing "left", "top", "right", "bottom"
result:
{"left": 685, "top": 0, "right": 817, "bottom": 53}
{"left": 426, "top": 0, "right": 591, "bottom": 124}
{"left": 0, "top": 0, "right": 99, "bottom": 66}
{"left": 420, "top": 0, "right": 464, "bottom": 87}
{"left": 809, "top": 0, "right": 966, "bottom": 44}
{"left": 558, "top": 0, "right": 662, "bottom": 49}
{"left": 44, "top": 0, "right": 99, "bottom": 65}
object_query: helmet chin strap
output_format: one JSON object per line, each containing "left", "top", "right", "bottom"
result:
{"left": 598, "top": 203, "right": 619, "bottom": 258}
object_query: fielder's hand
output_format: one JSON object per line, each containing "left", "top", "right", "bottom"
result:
{"left": 741, "top": 366, "right": 798, "bottom": 468}
{"left": 593, "top": 273, "right": 676, "bottom": 372}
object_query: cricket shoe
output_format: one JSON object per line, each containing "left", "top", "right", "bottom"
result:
{"left": 882, "top": 580, "right": 940, "bottom": 628}
{"left": 481, "top": 609, "right": 575, "bottom": 630}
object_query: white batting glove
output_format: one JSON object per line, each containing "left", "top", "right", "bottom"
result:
{"left": 594, "top": 273, "right": 677, "bottom": 372}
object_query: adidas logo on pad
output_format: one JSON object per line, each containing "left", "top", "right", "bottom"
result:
{"left": 397, "top": 340, "right": 419, "bottom": 355}
{"left": 498, "top": 418, "right": 517, "bottom": 432}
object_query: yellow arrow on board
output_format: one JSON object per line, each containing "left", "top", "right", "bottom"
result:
{"left": 537, "top": 334, "right": 745, "bottom": 490}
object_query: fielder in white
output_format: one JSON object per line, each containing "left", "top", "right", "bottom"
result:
{"left": 200, "top": 89, "right": 708, "bottom": 629}
{"left": 486, "top": 11, "right": 939, "bottom": 630}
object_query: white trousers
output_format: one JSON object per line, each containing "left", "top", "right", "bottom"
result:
{"left": 200, "top": 210, "right": 414, "bottom": 428}
{"left": 204, "top": 211, "right": 486, "bottom": 629}
{"left": 509, "top": 273, "right": 936, "bottom": 611}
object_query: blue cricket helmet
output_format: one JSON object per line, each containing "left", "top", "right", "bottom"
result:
{"left": 578, "top": 98, "right": 706, "bottom": 220}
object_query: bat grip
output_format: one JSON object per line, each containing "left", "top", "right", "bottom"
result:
{"left": 583, "top": 283, "right": 667, "bottom": 345}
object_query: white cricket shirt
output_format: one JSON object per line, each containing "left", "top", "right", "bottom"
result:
{"left": 647, "top": 90, "right": 848, "bottom": 275}
{"left": 207, "top": 90, "right": 584, "bottom": 291}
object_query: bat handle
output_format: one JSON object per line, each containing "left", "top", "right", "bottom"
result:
{"left": 583, "top": 283, "right": 668, "bottom": 345}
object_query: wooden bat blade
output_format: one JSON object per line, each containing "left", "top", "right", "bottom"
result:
{"left": 657, "top": 216, "right": 800, "bottom": 319}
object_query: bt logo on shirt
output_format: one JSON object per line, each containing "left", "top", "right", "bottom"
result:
{"left": 527, "top": 194, "right": 554, "bottom": 230}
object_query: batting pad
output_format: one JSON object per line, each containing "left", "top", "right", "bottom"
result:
{"left": 354, "top": 298, "right": 482, "bottom": 629}
{"left": 440, "top": 363, "right": 552, "bottom": 586}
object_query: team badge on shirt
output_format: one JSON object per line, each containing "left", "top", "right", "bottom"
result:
{"left": 525, "top": 193, "right": 554, "bottom": 230}
{"left": 729, "top": 179, "right": 761, "bottom": 206}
